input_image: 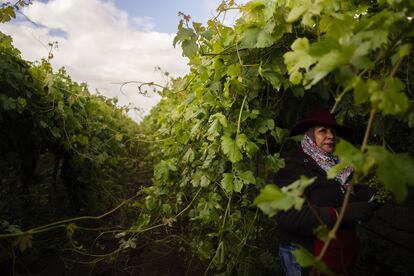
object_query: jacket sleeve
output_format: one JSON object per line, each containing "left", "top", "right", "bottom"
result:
{"left": 276, "top": 205, "right": 335, "bottom": 236}
{"left": 274, "top": 152, "right": 335, "bottom": 236}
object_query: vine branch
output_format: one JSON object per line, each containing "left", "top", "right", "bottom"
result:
{"left": 0, "top": 192, "right": 142, "bottom": 239}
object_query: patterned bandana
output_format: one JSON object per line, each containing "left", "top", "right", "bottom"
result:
{"left": 301, "top": 133, "right": 353, "bottom": 192}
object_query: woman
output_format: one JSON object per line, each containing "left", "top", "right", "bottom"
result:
{"left": 275, "top": 109, "right": 375, "bottom": 276}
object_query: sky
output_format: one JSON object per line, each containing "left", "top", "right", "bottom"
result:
{"left": 0, "top": 0, "right": 247, "bottom": 121}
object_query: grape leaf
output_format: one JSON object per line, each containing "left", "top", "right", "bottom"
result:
{"left": 284, "top": 38, "right": 316, "bottom": 84}
{"left": 367, "top": 146, "right": 414, "bottom": 202}
{"left": 254, "top": 176, "right": 315, "bottom": 217}
{"left": 221, "top": 135, "right": 243, "bottom": 163}
{"left": 292, "top": 247, "right": 334, "bottom": 276}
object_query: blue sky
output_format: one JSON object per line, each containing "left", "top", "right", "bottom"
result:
{"left": 113, "top": 0, "right": 219, "bottom": 33}
{"left": 20, "top": 0, "right": 224, "bottom": 34}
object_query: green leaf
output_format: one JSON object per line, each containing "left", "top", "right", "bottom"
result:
{"left": 284, "top": 38, "right": 316, "bottom": 84}
{"left": 305, "top": 50, "right": 347, "bottom": 88}
{"left": 281, "top": 176, "right": 316, "bottom": 209}
{"left": 254, "top": 176, "right": 316, "bottom": 217}
{"left": 236, "top": 134, "right": 248, "bottom": 148}
{"left": 286, "top": 5, "right": 307, "bottom": 23}
{"left": 391, "top": 43, "right": 411, "bottom": 65}
{"left": 240, "top": 27, "right": 275, "bottom": 49}
{"left": 244, "top": 141, "right": 259, "bottom": 158}
{"left": 236, "top": 134, "right": 259, "bottom": 158}
{"left": 207, "top": 119, "right": 221, "bottom": 140}
{"left": 215, "top": 113, "right": 228, "bottom": 127}
{"left": 259, "top": 65, "right": 283, "bottom": 90}
{"left": 182, "top": 39, "right": 198, "bottom": 58}
{"left": 183, "top": 148, "right": 195, "bottom": 163}
{"left": 313, "top": 224, "right": 330, "bottom": 243}
{"left": 200, "top": 175, "right": 211, "bottom": 187}
{"left": 173, "top": 27, "right": 194, "bottom": 47}
{"left": 353, "top": 78, "right": 378, "bottom": 105}
{"left": 264, "top": 153, "right": 285, "bottom": 173}
{"left": 233, "top": 177, "right": 244, "bottom": 193}
{"left": 221, "top": 135, "right": 243, "bottom": 163}
{"left": 162, "top": 204, "right": 172, "bottom": 215}
{"left": 328, "top": 140, "right": 374, "bottom": 178}
{"left": 238, "top": 170, "right": 256, "bottom": 185}
{"left": 221, "top": 170, "right": 255, "bottom": 193}
{"left": 256, "top": 29, "right": 275, "bottom": 48}
{"left": 249, "top": 109, "right": 260, "bottom": 119}
{"left": 367, "top": 146, "right": 414, "bottom": 202}
{"left": 173, "top": 27, "right": 199, "bottom": 58}
{"left": 271, "top": 127, "right": 289, "bottom": 144}
{"left": 292, "top": 247, "right": 334, "bottom": 276}
{"left": 191, "top": 170, "right": 205, "bottom": 187}
{"left": 154, "top": 159, "right": 178, "bottom": 181}
{"left": 227, "top": 64, "right": 241, "bottom": 78}
{"left": 253, "top": 184, "right": 284, "bottom": 217}
{"left": 0, "top": 6, "right": 16, "bottom": 23}
{"left": 192, "top": 22, "right": 204, "bottom": 34}
{"left": 257, "top": 118, "right": 274, "bottom": 133}
{"left": 221, "top": 173, "right": 234, "bottom": 194}
{"left": 373, "top": 77, "right": 409, "bottom": 115}
{"left": 292, "top": 247, "right": 315, "bottom": 267}
{"left": 145, "top": 195, "right": 157, "bottom": 210}
{"left": 207, "top": 112, "right": 228, "bottom": 140}
{"left": 327, "top": 161, "right": 349, "bottom": 180}
{"left": 240, "top": 27, "right": 260, "bottom": 48}
{"left": 241, "top": 0, "right": 275, "bottom": 22}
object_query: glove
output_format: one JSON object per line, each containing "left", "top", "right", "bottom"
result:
{"left": 341, "top": 202, "right": 374, "bottom": 223}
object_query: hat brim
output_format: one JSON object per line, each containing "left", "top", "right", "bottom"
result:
{"left": 290, "top": 120, "right": 353, "bottom": 141}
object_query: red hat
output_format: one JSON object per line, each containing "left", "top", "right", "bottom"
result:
{"left": 290, "top": 109, "right": 353, "bottom": 141}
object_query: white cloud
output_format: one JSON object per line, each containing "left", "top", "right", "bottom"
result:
{"left": 0, "top": 0, "right": 189, "bottom": 120}
{"left": 132, "top": 16, "right": 155, "bottom": 32}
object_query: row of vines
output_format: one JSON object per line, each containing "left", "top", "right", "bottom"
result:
{"left": 139, "top": 0, "right": 414, "bottom": 275}
{"left": 0, "top": 2, "right": 152, "bottom": 274}
{"left": 1, "top": 0, "right": 414, "bottom": 275}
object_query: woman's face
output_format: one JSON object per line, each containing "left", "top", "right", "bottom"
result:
{"left": 313, "top": 126, "right": 336, "bottom": 153}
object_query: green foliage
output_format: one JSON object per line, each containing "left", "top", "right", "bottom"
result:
{"left": 221, "top": 169, "right": 256, "bottom": 193}
{"left": 329, "top": 140, "right": 414, "bottom": 202}
{"left": 2, "top": 0, "right": 411, "bottom": 274}
{"left": 142, "top": 0, "right": 414, "bottom": 274}
{"left": 293, "top": 247, "right": 334, "bottom": 276}
{"left": 327, "top": 140, "right": 374, "bottom": 178}
{"left": 254, "top": 176, "right": 315, "bottom": 217}
{"left": 0, "top": 25, "right": 151, "bottom": 273}
{"left": 0, "top": 0, "right": 31, "bottom": 23}
{"left": 366, "top": 146, "right": 414, "bottom": 202}
{"left": 0, "top": 29, "right": 144, "bottom": 223}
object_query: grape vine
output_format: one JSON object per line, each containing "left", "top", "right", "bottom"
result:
{"left": 140, "top": 0, "right": 414, "bottom": 274}
{"left": 1, "top": 0, "right": 414, "bottom": 275}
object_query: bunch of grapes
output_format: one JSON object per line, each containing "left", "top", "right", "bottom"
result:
{"left": 366, "top": 176, "right": 392, "bottom": 203}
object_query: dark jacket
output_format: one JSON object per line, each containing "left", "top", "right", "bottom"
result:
{"left": 274, "top": 148, "right": 374, "bottom": 273}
